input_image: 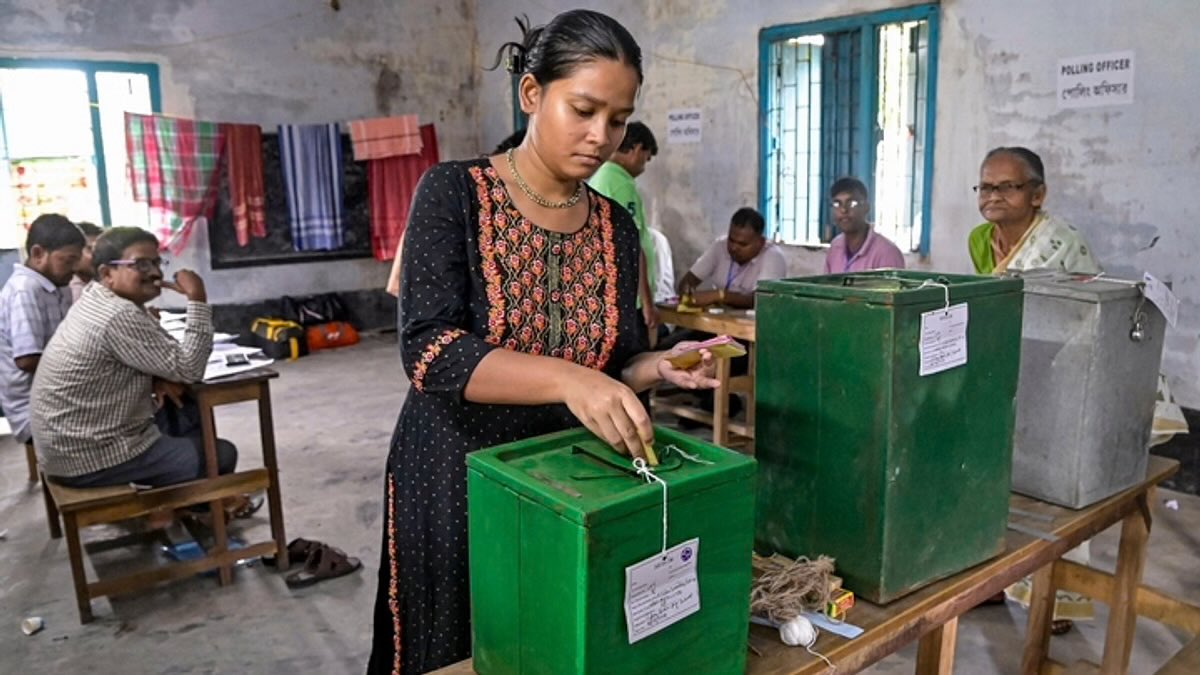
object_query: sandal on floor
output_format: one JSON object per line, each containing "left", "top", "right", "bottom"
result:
{"left": 227, "top": 494, "right": 265, "bottom": 520}
{"left": 263, "top": 537, "right": 322, "bottom": 568}
{"left": 285, "top": 544, "right": 362, "bottom": 588}
{"left": 1050, "top": 619, "right": 1074, "bottom": 635}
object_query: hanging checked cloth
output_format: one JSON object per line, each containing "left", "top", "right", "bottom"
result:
{"left": 369, "top": 124, "right": 439, "bottom": 261}
{"left": 222, "top": 123, "right": 267, "bottom": 247}
{"left": 348, "top": 114, "right": 422, "bottom": 161}
{"left": 125, "top": 112, "right": 226, "bottom": 253}
{"left": 278, "top": 123, "right": 346, "bottom": 251}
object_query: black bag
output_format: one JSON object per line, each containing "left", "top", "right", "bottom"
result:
{"left": 280, "top": 293, "right": 348, "bottom": 327}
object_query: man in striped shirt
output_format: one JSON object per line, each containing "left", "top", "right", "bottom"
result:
{"left": 31, "top": 227, "right": 239, "bottom": 489}
{"left": 0, "top": 214, "right": 84, "bottom": 445}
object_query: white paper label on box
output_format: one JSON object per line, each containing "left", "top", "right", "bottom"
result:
{"left": 624, "top": 538, "right": 700, "bottom": 644}
{"left": 1142, "top": 272, "right": 1179, "bottom": 328}
{"left": 919, "top": 303, "right": 969, "bottom": 376}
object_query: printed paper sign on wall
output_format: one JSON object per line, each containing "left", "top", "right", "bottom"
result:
{"left": 667, "top": 109, "right": 702, "bottom": 144}
{"left": 1058, "top": 51, "right": 1135, "bottom": 109}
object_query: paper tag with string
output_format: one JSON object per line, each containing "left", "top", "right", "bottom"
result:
{"left": 623, "top": 457, "right": 701, "bottom": 644}
{"left": 919, "top": 301, "right": 969, "bottom": 377}
{"left": 1141, "top": 272, "right": 1179, "bottom": 328}
{"left": 624, "top": 537, "right": 701, "bottom": 644}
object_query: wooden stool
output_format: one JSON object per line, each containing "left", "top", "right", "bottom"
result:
{"left": 44, "top": 469, "right": 272, "bottom": 623}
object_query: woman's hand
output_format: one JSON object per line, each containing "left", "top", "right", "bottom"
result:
{"left": 656, "top": 341, "right": 721, "bottom": 390}
{"left": 559, "top": 366, "right": 653, "bottom": 460}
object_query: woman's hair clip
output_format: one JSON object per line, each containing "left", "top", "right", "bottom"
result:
{"left": 506, "top": 51, "right": 525, "bottom": 75}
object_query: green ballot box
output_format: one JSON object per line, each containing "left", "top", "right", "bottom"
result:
{"left": 468, "top": 427, "right": 756, "bottom": 674}
{"left": 755, "top": 271, "right": 1024, "bottom": 603}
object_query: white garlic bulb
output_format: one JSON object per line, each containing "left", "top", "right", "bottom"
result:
{"left": 779, "top": 615, "right": 817, "bottom": 647}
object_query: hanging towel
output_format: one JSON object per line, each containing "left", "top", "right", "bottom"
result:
{"left": 125, "top": 112, "right": 225, "bottom": 253}
{"left": 348, "top": 114, "right": 422, "bottom": 160}
{"left": 278, "top": 123, "right": 345, "bottom": 251}
{"left": 370, "top": 124, "right": 439, "bottom": 261}
{"left": 223, "top": 123, "right": 267, "bottom": 247}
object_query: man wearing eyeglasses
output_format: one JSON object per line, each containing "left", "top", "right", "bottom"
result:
{"left": 30, "top": 227, "right": 255, "bottom": 520}
{"left": 822, "top": 177, "right": 906, "bottom": 274}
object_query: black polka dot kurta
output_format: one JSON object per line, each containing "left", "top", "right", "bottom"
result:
{"left": 367, "top": 158, "right": 647, "bottom": 674}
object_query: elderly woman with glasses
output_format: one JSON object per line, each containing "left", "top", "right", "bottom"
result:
{"left": 968, "top": 147, "right": 1101, "bottom": 275}
{"left": 969, "top": 147, "right": 1104, "bottom": 635}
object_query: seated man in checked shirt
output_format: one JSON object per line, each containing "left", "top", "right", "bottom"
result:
{"left": 30, "top": 228, "right": 250, "bottom": 507}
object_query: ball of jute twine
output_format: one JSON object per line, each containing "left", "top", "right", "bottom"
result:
{"left": 750, "top": 553, "right": 836, "bottom": 623}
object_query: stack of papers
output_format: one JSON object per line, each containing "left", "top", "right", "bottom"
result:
{"left": 158, "top": 309, "right": 274, "bottom": 380}
{"left": 159, "top": 310, "right": 236, "bottom": 343}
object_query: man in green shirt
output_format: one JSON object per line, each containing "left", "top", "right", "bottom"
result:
{"left": 588, "top": 121, "right": 659, "bottom": 335}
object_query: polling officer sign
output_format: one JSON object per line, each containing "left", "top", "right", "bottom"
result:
{"left": 667, "top": 108, "right": 702, "bottom": 144}
{"left": 1058, "top": 50, "right": 1135, "bottom": 109}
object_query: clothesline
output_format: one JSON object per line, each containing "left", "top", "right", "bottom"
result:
{"left": 124, "top": 112, "right": 439, "bottom": 261}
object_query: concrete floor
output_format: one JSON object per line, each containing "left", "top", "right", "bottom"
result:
{"left": 1, "top": 333, "right": 1196, "bottom": 674}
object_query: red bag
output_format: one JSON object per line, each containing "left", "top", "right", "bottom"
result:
{"left": 305, "top": 321, "right": 360, "bottom": 351}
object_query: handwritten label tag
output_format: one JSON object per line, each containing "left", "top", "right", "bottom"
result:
{"left": 1142, "top": 272, "right": 1178, "bottom": 328}
{"left": 919, "top": 303, "right": 969, "bottom": 376}
{"left": 624, "top": 538, "right": 700, "bottom": 644}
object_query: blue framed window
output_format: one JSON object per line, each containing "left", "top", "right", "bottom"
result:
{"left": 759, "top": 4, "right": 939, "bottom": 254}
{"left": 0, "top": 59, "right": 161, "bottom": 248}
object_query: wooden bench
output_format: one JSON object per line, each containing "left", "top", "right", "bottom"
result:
{"left": 39, "top": 369, "right": 289, "bottom": 624}
{"left": 45, "top": 469, "right": 274, "bottom": 623}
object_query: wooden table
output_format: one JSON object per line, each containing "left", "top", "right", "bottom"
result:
{"left": 194, "top": 367, "right": 288, "bottom": 584}
{"left": 656, "top": 305, "right": 757, "bottom": 446}
{"left": 431, "top": 457, "right": 1189, "bottom": 675}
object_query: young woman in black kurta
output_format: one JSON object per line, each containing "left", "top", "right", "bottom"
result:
{"left": 366, "top": 10, "right": 717, "bottom": 674}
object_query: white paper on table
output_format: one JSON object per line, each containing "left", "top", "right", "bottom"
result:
{"left": 919, "top": 303, "right": 968, "bottom": 377}
{"left": 202, "top": 345, "right": 273, "bottom": 381}
{"left": 624, "top": 538, "right": 701, "bottom": 644}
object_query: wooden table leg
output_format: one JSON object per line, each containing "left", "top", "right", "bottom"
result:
{"left": 1100, "top": 492, "right": 1152, "bottom": 674}
{"left": 258, "top": 382, "right": 289, "bottom": 571}
{"left": 713, "top": 356, "right": 731, "bottom": 446}
{"left": 1022, "top": 562, "right": 1058, "bottom": 675}
{"left": 916, "top": 617, "right": 958, "bottom": 675}
{"left": 198, "top": 395, "right": 233, "bottom": 586}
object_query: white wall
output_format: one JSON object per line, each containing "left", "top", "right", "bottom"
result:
{"left": 0, "top": 0, "right": 480, "bottom": 305}
{"left": 476, "top": 0, "right": 1200, "bottom": 407}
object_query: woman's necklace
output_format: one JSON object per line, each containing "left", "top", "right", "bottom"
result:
{"left": 506, "top": 148, "right": 583, "bottom": 209}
